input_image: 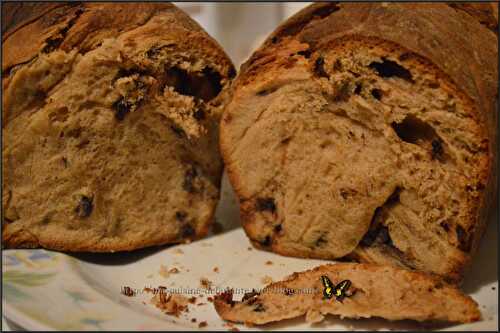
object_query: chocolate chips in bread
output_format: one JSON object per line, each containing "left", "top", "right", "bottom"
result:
{"left": 214, "top": 263, "right": 481, "bottom": 325}
{"left": 220, "top": 3, "right": 497, "bottom": 282}
{"left": 2, "top": 3, "right": 235, "bottom": 251}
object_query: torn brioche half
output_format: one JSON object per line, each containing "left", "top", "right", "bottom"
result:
{"left": 2, "top": 2, "right": 235, "bottom": 251}
{"left": 214, "top": 263, "right": 481, "bottom": 325}
{"left": 220, "top": 3, "right": 497, "bottom": 282}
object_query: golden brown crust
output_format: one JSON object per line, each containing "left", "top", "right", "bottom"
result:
{"left": 448, "top": 2, "right": 498, "bottom": 33}
{"left": 2, "top": 3, "right": 234, "bottom": 73}
{"left": 221, "top": 3, "right": 497, "bottom": 282}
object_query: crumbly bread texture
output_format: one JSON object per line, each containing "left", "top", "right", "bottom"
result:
{"left": 2, "top": 3, "right": 235, "bottom": 251}
{"left": 214, "top": 263, "right": 481, "bottom": 325}
{"left": 220, "top": 3, "right": 497, "bottom": 282}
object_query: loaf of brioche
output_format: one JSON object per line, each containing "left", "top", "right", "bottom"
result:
{"left": 2, "top": 2, "right": 235, "bottom": 251}
{"left": 220, "top": 3, "right": 497, "bottom": 281}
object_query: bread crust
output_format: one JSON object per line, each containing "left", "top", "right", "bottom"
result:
{"left": 2, "top": 2, "right": 234, "bottom": 252}
{"left": 221, "top": 3, "right": 497, "bottom": 281}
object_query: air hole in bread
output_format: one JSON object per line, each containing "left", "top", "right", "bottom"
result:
{"left": 391, "top": 114, "right": 440, "bottom": 146}
{"left": 369, "top": 58, "right": 414, "bottom": 82}
{"left": 360, "top": 187, "right": 400, "bottom": 247}
{"left": 164, "top": 66, "right": 222, "bottom": 102}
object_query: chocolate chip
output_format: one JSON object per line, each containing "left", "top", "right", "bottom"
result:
{"left": 440, "top": 221, "right": 450, "bottom": 232}
{"left": 75, "top": 196, "right": 93, "bottom": 218}
{"left": 113, "top": 98, "right": 132, "bottom": 121}
{"left": 182, "top": 166, "right": 198, "bottom": 193}
{"left": 314, "top": 57, "right": 329, "bottom": 78}
{"left": 146, "top": 46, "right": 162, "bottom": 59}
{"left": 354, "top": 83, "right": 362, "bottom": 95}
{"left": 273, "top": 224, "right": 282, "bottom": 233}
{"left": 193, "top": 109, "right": 205, "bottom": 121}
{"left": 181, "top": 224, "right": 196, "bottom": 238}
{"left": 42, "top": 8, "right": 84, "bottom": 53}
{"left": 456, "top": 225, "right": 470, "bottom": 252}
{"left": 431, "top": 139, "right": 444, "bottom": 159}
{"left": 253, "top": 303, "right": 266, "bottom": 312}
{"left": 175, "top": 211, "right": 187, "bottom": 222}
{"left": 315, "top": 235, "right": 328, "bottom": 247}
{"left": 42, "top": 37, "right": 64, "bottom": 53}
{"left": 271, "top": 36, "right": 278, "bottom": 44}
{"left": 260, "top": 235, "right": 272, "bottom": 247}
{"left": 297, "top": 49, "right": 312, "bottom": 58}
{"left": 256, "top": 198, "right": 276, "bottom": 213}
{"left": 371, "top": 89, "right": 382, "bottom": 100}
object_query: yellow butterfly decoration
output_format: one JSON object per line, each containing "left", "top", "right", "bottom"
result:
{"left": 321, "top": 275, "right": 353, "bottom": 302}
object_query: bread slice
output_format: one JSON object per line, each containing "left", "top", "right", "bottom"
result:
{"left": 214, "top": 263, "right": 481, "bottom": 325}
{"left": 220, "top": 3, "right": 497, "bottom": 282}
{"left": 2, "top": 3, "right": 235, "bottom": 251}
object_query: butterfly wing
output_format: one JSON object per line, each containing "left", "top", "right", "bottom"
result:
{"left": 321, "top": 275, "right": 334, "bottom": 299}
{"left": 333, "top": 280, "right": 351, "bottom": 301}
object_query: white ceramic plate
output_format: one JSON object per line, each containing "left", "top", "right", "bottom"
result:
{"left": 2, "top": 174, "right": 498, "bottom": 331}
